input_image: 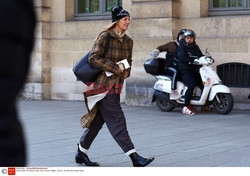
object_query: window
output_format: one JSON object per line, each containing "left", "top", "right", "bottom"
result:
{"left": 209, "top": 0, "right": 250, "bottom": 15}
{"left": 75, "top": 0, "right": 122, "bottom": 20}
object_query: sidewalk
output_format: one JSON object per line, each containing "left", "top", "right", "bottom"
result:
{"left": 18, "top": 100, "right": 250, "bottom": 167}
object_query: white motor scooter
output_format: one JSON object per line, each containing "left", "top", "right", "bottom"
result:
{"left": 144, "top": 50, "right": 234, "bottom": 114}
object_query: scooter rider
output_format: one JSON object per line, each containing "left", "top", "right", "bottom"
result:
{"left": 149, "top": 29, "right": 187, "bottom": 88}
{"left": 149, "top": 29, "right": 187, "bottom": 60}
{"left": 177, "top": 29, "right": 204, "bottom": 115}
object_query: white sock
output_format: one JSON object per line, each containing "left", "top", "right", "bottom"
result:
{"left": 125, "top": 149, "right": 136, "bottom": 156}
{"left": 79, "top": 144, "right": 88, "bottom": 154}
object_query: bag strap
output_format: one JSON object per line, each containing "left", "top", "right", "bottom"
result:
{"left": 102, "top": 32, "right": 110, "bottom": 57}
{"left": 88, "top": 32, "right": 110, "bottom": 63}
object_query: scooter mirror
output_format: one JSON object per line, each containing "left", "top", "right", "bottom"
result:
{"left": 205, "top": 48, "right": 208, "bottom": 54}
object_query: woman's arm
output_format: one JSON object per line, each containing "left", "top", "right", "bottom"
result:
{"left": 89, "top": 32, "right": 122, "bottom": 75}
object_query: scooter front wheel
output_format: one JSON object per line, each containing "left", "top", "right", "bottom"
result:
{"left": 156, "top": 97, "right": 175, "bottom": 112}
{"left": 212, "top": 93, "right": 234, "bottom": 114}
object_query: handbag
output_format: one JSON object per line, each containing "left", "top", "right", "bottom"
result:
{"left": 73, "top": 33, "right": 110, "bottom": 84}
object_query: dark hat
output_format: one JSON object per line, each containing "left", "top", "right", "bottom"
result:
{"left": 111, "top": 6, "right": 130, "bottom": 23}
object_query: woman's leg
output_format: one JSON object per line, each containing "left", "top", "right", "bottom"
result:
{"left": 79, "top": 110, "right": 105, "bottom": 150}
{"left": 99, "top": 93, "right": 135, "bottom": 155}
{"left": 76, "top": 110, "right": 104, "bottom": 166}
{"left": 99, "top": 92, "right": 154, "bottom": 166}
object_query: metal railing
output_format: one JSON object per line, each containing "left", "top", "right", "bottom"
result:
{"left": 217, "top": 62, "right": 250, "bottom": 88}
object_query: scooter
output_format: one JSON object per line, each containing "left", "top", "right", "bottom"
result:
{"left": 144, "top": 50, "right": 234, "bottom": 114}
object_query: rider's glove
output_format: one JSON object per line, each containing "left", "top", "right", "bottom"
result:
{"left": 193, "top": 58, "right": 199, "bottom": 65}
{"left": 149, "top": 49, "right": 160, "bottom": 59}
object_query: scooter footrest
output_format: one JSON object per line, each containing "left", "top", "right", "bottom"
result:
{"left": 191, "top": 96, "right": 200, "bottom": 101}
{"left": 180, "top": 96, "right": 200, "bottom": 101}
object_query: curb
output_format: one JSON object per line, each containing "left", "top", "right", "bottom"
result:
{"left": 234, "top": 103, "right": 250, "bottom": 110}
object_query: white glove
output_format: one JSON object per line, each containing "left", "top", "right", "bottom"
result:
{"left": 193, "top": 58, "right": 199, "bottom": 65}
{"left": 149, "top": 49, "right": 160, "bottom": 59}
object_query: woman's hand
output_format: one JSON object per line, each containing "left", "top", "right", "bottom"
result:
{"left": 116, "top": 68, "right": 123, "bottom": 75}
{"left": 123, "top": 70, "right": 130, "bottom": 79}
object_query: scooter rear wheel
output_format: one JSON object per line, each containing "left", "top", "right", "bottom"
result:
{"left": 156, "top": 97, "right": 175, "bottom": 112}
{"left": 212, "top": 93, "right": 234, "bottom": 114}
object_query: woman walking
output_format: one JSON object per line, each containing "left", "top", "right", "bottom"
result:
{"left": 75, "top": 6, "right": 154, "bottom": 167}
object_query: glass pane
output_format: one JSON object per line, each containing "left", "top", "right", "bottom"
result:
{"left": 213, "top": 0, "right": 227, "bottom": 7}
{"left": 78, "top": 0, "right": 88, "bottom": 13}
{"left": 90, "top": 0, "right": 99, "bottom": 13}
{"left": 106, "top": 0, "right": 123, "bottom": 12}
{"left": 78, "top": 0, "right": 99, "bottom": 13}
{"left": 77, "top": 0, "right": 123, "bottom": 14}
{"left": 228, "top": 0, "right": 243, "bottom": 7}
{"left": 118, "top": 0, "right": 122, "bottom": 6}
{"left": 106, "top": 0, "right": 117, "bottom": 12}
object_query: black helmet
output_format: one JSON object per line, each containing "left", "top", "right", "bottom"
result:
{"left": 184, "top": 29, "right": 196, "bottom": 38}
{"left": 177, "top": 29, "right": 187, "bottom": 41}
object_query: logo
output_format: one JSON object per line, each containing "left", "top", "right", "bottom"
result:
{"left": 86, "top": 83, "right": 123, "bottom": 95}
{"left": 8, "top": 168, "right": 16, "bottom": 175}
{"left": 1, "top": 168, "right": 7, "bottom": 174}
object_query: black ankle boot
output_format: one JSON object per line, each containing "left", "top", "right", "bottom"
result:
{"left": 129, "top": 152, "right": 154, "bottom": 167}
{"left": 75, "top": 144, "right": 99, "bottom": 166}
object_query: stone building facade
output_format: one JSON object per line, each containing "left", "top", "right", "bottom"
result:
{"left": 22, "top": 0, "right": 250, "bottom": 105}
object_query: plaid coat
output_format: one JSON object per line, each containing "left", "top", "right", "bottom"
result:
{"left": 89, "top": 29, "right": 133, "bottom": 93}
{"left": 80, "top": 29, "right": 133, "bottom": 128}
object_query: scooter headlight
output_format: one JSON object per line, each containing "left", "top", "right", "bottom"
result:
{"left": 205, "top": 57, "right": 214, "bottom": 65}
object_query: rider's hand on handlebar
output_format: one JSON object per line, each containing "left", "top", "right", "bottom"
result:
{"left": 149, "top": 49, "right": 160, "bottom": 59}
{"left": 193, "top": 58, "right": 199, "bottom": 65}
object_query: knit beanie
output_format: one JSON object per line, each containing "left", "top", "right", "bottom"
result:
{"left": 111, "top": 6, "right": 130, "bottom": 23}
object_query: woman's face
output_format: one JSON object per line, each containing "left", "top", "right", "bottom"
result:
{"left": 185, "top": 36, "right": 195, "bottom": 44}
{"left": 115, "top": 16, "right": 130, "bottom": 33}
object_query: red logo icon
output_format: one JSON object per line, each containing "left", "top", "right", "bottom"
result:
{"left": 8, "top": 168, "right": 16, "bottom": 175}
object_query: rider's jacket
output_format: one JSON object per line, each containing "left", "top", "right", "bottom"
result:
{"left": 177, "top": 39, "right": 203, "bottom": 73}
{"left": 156, "top": 40, "right": 179, "bottom": 68}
